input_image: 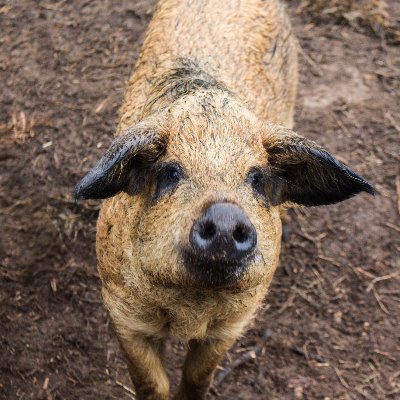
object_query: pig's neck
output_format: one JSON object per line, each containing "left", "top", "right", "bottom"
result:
{"left": 142, "top": 58, "right": 235, "bottom": 116}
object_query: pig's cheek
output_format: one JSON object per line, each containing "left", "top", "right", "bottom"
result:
{"left": 134, "top": 210, "right": 181, "bottom": 274}
{"left": 252, "top": 206, "right": 282, "bottom": 269}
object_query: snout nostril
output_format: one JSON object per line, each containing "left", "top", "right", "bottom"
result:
{"left": 199, "top": 221, "right": 216, "bottom": 240}
{"left": 190, "top": 203, "right": 257, "bottom": 260}
{"left": 233, "top": 224, "right": 250, "bottom": 243}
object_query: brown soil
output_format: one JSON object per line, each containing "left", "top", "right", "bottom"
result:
{"left": 1, "top": 1, "right": 399, "bottom": 399}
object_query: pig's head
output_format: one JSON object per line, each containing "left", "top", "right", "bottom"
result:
{"left": 76, "top": 93, "right": 374, "bottom": 291}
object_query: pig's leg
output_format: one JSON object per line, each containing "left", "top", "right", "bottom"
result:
{"left": 118, "top": 334, "right": 169, "bottom": 400}
{"left": 173, "top": 337, "right": 234, "bottom": 400}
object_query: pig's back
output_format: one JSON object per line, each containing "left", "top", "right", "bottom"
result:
{"left": 118, "top": 0, "right": 298, "bottom": 131}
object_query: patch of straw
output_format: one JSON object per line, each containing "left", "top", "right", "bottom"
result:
{"left": 293, "top": 0, "right": 399, "bottom": 43}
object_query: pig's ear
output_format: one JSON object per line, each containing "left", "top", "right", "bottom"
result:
{"left": 263, "top": 128, "right": 375, "bottom": 206}
{"left": 75, "top": 124, "right": 166, "bottom": 200}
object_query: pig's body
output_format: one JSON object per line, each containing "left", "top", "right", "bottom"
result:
{"left": 76, "top": 0, "right": 373, "bottom": 399}
{"left": 100, "top": 0, "right": 295, "bottom": 338}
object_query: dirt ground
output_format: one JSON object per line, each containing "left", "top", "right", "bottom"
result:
{"left": 1, "top": 1, "right": 399, "bottom": 399}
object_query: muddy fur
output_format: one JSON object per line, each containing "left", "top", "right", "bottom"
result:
{"left": 117, "top": 0, "right": 298, "bottom": 130}
{"left": 76, "top": 0, "right": 374, "bottom": 399}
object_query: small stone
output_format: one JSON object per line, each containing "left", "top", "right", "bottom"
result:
{"left": 334, "top": 311, "right": 343, "bottom": 324}
{"left": 294, "top": 386, "right": 303, "bottom": 399}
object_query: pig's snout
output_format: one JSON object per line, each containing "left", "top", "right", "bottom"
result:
{"left": 190, "top": 203, "right": 257, "bottom": 264}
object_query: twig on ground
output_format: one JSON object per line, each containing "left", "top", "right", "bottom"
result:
{"left": 355, "top": 267, "right": 376, "bottom": 280}
{"left": 371, "top": 286, "right": 389, "bottom": 314}
{"left": 366, "top": 271, "right": 400, "bottom": 292}
{"left": 385, "top": 222, "right": 400, "bottom": 233}
{"left": 115, "top": 380, "right": 136, "bottom": 399}
{"left": 334, "top": 367, "right": 352, "bottom": 391}
{"left": 214, "top": 328, "right": 272, "bottom": 386}
{"left": 273, "top": 291, "right": 296, "bottom": 316}
{"left": 318, "top": 254, "right": 342, "bottom": 268}
{"left": 298, "top": 45, "right": 323, "bottom": 76}
{"left": 385, "top": 112, "right": 400, "bottom": 134}
{"left": 389, "top": 369, "right": 400, "bottom": 380}
{"left": 332, "top": 112, "right": 352, "bottom": 137}
{"left": 373, "top": 349, "right": 397, "bottom": 362}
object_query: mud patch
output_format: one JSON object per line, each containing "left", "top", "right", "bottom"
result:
{"left": 302, "top": 64, "right": 371, "bottom": 109}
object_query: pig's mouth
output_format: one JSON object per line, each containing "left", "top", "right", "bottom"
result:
{"left": 182, "top": 251, "right": 254, "bottom": 289}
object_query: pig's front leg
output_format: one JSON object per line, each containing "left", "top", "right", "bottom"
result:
{"left": 117, "top": 333, "right": 169, "bottom": 400}
{"left": 173, "top": 337, "right": 235, "bottom": 400}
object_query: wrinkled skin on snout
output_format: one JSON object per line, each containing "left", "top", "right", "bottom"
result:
{"left": 76, "top": 92, "right": 373, "bottom": 400}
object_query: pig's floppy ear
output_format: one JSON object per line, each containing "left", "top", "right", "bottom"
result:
{"left": 264, "top": 128, "right": 375, "bottom": 206}
{"left": 75, "top": 124, "right": 166, "bottom": 200}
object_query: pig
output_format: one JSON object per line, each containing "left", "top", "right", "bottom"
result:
{"left": 75, "top": 0, "right": 374, "bottom": 399}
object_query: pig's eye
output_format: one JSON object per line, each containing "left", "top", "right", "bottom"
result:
{"left": 155, "top": 163, "right": 183, "bottom": 198}
{"left": 247, "top": 169, "right": 266, "bottom": 196}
